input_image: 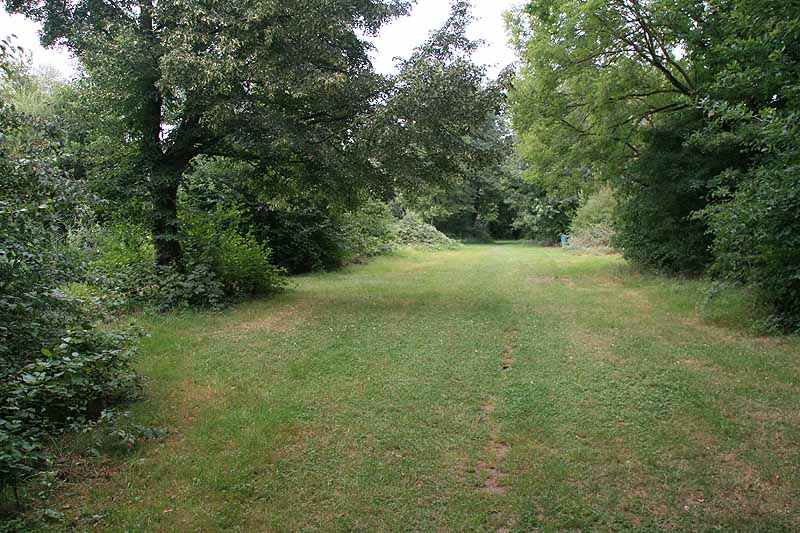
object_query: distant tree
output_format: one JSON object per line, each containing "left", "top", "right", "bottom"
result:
{"left": 401, "top": 115, "right": 514, "bottom": 240}
{"left": 501, "top": 157, "right": 577, "bottom": 244}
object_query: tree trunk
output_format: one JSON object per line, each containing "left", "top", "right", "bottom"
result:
{"left": 471, "top": 181, "right": 482, "bottom": 231}
{"left": 150, "top": 171, "right": 182, "bottom": 268}
{"left": 138, "top": 0, "right": 184, "bottom": 268}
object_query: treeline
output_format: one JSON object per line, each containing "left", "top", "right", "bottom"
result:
{"left": 0, "top": 0, "right": 504, "bottom": 509}
{"left": 509, "top": 0, "right": 800, "bottom": 329}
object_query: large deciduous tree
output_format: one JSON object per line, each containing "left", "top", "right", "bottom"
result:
{"left": 510, "top": 0, "right": 800, "bottom": 327}
{"left": 8, "top": 0, "right": 501, "bottom": 268}
{"left": 508, "top": 0, "right": 697, "bottom": 192}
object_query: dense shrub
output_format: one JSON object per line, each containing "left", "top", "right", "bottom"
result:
{"left": 701, "top": 111, "right": 800, "bottom": 330}
{"left": 0, "top": 101, "right": 141, "bottom": 497}
{"left": 180, "top": 203, "right": 286, "bottom": 299}
{"left": 88, "top": 222, "right": 219, "bottom": 311}
{"left": 185, "top": 158, "right": 449, "bottom": 273}
{"left": 248, "top": 198, "right": 407, "bottom": 273}
{"left": 339, "top": 200, "right": 398, "bottom": 260}
{"left": 0, "top": 326, "right": 141, "bottom": 485}
{"left": 612, "top": 112, "right": 739, "bottom": 274}
{"left": 569, "top": 184, "right": 617, "bottom": 248}
{"left": 90, "top": 204, "right": 285, "bottom": 310}
{"left": 249, "top": 200, "right": 349, "bottom": 274}
{"left": 394, "top": 212, "right": 459, "bottom": 249}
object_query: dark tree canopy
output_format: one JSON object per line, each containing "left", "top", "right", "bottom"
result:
{"left": 7, "top": 0, "right": 502, "bottom": 266}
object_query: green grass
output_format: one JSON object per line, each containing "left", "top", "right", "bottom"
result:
{"left": 36, "top": 244, "right": 800, "bottom": 531}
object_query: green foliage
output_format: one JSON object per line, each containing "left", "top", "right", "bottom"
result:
{"left": 252, "top": 199, "right": 453, "bottom": 271}
{"left": 510, "top": 195, "right": 575, "bottom": 245}
{"left": 0, "top": 90, "right": 141, "bottom": 498}
{"left": 371, "top": 2, "right": 506, "bottom": 193}
{"left": 0, "top": 328, "right": 141, "bottom": 481}
{"left": 248, "top": 199, "right": 351, "bottom": 274}
{"left": 687, "top": 1, "right": 800, "bottom": 329}
{"left": 90, "top": 205, "right": 286, "bottom": 311}
{"left": 402, "top": 116, "right": 517, "bottom": 242}
{"left": 571, "top": 185, "right": 617, "bottom": 231}
{"left": 182, "top": 160, "right": 399, "bottom": 274}
{"left": 511, "top": 0, "right": 800, "bottom": 327}
{"left": 491, "top": 157, "right": 575, "bottom": 244}
{"left": 180, "top": 203, "right": 286, "bottom": 299}
{"left": 612, "top": 112, "right": 724, "bottom": 274}
{"left": 508, "top": 0, "right": 693, "bottom": 194}
{"left": 92, "top": 221, "right": 153, "bottom": 269}
{"left": 569, "top": 185, "right": 617, "bottom": 248}
{"left": 701, "top": 111, "right": 800, "bottom": 329}
{"left": 394, "top": 213, "right": 459, "bottom": 250}
{"left": 7, "top": 0, "right": 502, "bottom": 269}
{"left": 339, "top": 200, "right": 398, "bottom": 261}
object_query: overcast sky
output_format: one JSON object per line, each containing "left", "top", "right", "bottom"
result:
{"left": 0, "top": 0, "right": 519, "bottom": 80}
{"left": 368, "top": 0, "right": 519, "bottom": 77}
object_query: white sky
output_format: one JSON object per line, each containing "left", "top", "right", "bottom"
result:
{"left": 0, "top": 0, "right": 519, "bottom": 80}
{"left": 368, "top": 0, "right": 519, "bottom": 77}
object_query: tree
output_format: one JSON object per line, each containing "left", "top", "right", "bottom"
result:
{"left": 399, "top": 115, "right": 514, "bottom": 240}
{"left": 8, "top": 0, "right": 501, "bottom": 268}
{"left": 690, "top": 0, "right": 800, "bottom": 328}
{"left": 510, "top": 0, "right": 800, "bottom": 327}
{"left": 508, "top": 0, "right": 698, "bottom": 192}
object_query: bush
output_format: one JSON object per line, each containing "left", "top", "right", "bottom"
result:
{"left": 89, "top": 204, "right": 285, "bottom": 311}
{"left": 89, "top": 223, "right": 222, "bottom": 311}
{"left": 702, "top": 111, "right": 800, "bottom": 330}
{"left": 0, "top": 102, "right": 141, "bottom": 499}
{"left": 394, "top": 212, "right": 459, "bottom": 250}
{"left": 249, "top": 200, "right": 349, "bottom": 274}
{"left": 569, "top": 184, "right": 617, "bottom": 248}
{"left": 248, "top": 198, "right": 404, "bottom": 273}
{"left": 0, "top": 327, "right": 141, "bottom": 484}
{"left": 612, "top": 111, "right": 739, "bottom": 274}
{"left": 339, "top": 200, "right": 398, "bottom": 260}
{"left": 182, "top": 160, "right": 422, "bottom": 273}
{"left": 180, "top": 203, "right": 285, "bottom": 299}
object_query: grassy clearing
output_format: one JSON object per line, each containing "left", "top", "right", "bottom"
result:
{"left": 34, "top": 244, "right": 800, "bottom": 531}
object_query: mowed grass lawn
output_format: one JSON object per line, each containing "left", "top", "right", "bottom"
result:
{"left": 46, "top": 244, "right": 800, "bottom": 531}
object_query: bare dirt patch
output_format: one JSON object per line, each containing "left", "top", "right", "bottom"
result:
{"left": 472, "top": 330, "right": 521, "bottom": 494}
{"left": 212, "top": 302, "right": 313, "bottom": 338}
{"left": 679, "top": 318, "right": 742, "bottom": 345}
{"left": 475, "top": 399, "right": 511, "bottom": 496}
{"left": 500, "top": 329, "right": 518, "bottom": 371}
{"left": 559, "top": 277, "right": 577, "bottom": 289}
{"left": 622, "top": 289, "right": 652, "bottom": 311}
{"left": 672, "top": 421, "right": 800, "bottom": 526}
{"left": 528, "top": 275, "right": 556, "bottom": 285}
{"left": 476, "top": 459, "right": 508, "bottom": 496}
{"left": 401, "top": 261, "right": 440, "bottom": 272}
{"left": 501, "top": 345, "right": 514, "bottom": 370}
{"left": 235, "top": 309, "right": 307, "bottom": 333}
{"left": 570, "top": 329, "right": 622, "bottom": 365}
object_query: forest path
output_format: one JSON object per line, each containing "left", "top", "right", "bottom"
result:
{"left": 46, "top": 244, "right": 800, "bottom": 532}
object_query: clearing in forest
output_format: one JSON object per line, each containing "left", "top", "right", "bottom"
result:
{"left": 45, "top": 244, "right": 800, "bottom": 531}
